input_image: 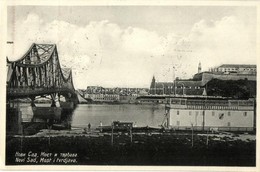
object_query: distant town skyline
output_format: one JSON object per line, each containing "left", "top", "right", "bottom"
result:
{"left": 7, "top": 6, "right": 256, "bottom": 89}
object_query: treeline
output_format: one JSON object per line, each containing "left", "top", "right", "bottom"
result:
{"left": 205, "top": 79, "right": 256, "bottom": 99}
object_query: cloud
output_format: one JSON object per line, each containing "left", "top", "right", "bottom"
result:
{"left": 7, "top": 14, "right": 255, "bottom": 88}
{"left": 7, "top": 13, "right": 172, "bottom": 88}
{"left": 184, "top": 16, "right": 256, "bottom": 72}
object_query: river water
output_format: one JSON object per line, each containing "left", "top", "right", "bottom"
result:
{"left": 71, "top": 104, "right": 166, "bottom": 128}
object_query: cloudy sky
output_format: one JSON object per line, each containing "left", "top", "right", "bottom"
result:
{"left": 7, "top": 6, "right": 256, "bottom": 89}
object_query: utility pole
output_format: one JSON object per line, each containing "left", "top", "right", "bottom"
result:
{"left": 173, "top": 66, "right": 176, "bottom": 96}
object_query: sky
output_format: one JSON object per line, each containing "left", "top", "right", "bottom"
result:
{"left": 7, "top": 6, "right": 256, "bottom": 89}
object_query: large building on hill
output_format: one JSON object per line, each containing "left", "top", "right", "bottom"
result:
{"left": 194, "top": 64, "right": 256, "bottom": 85}
{"left": 209, "top": 64, "right": 256, "bottom": 75}
{"left": 149, "top": 63, "right": 256, "bottom": 96}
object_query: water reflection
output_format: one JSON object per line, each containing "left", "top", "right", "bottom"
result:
{"left": 71, "top": 104, "right": 165, "bottom": 128}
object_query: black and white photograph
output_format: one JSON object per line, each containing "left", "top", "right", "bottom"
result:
{"left": 1, "top": 0, "right": 259, "bottom": 170}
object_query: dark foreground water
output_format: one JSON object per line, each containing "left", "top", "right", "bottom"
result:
{"left": 71, "top": 104, "right": 165, "bottom": 128}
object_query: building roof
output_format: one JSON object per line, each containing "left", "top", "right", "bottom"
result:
{"left": 175, "top": 88, "right": 206, "bottom": 96}
{"left": 154, "top": 80, "right": 203, "bottom": 88}
{"left": 218, "top": 64, "right": 256, "bottom": 69}
{"left": 154, "top": 82, "right": 173, "bottom": 88}
{"left": 175, "top": 80, "right": 202, "bottom": 87}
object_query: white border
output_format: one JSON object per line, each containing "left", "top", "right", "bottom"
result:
{"left": 0, "top": 0, "right": 259, "bottom": 171}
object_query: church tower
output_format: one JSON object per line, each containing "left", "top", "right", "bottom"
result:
{"left": 150, "top": 75, "right": 156, "bottom": 94}
{"left": 198, "top": 62, "right": 202, "bottom": 73}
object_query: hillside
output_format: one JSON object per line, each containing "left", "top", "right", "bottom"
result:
{"left": 205, "top": 79, "right": 256, "bottom": 99}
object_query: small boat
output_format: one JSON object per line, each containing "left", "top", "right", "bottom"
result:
{"left": 98, "top": 121, "right": 162, "bottom": 133}
{"left": 52, "top": 124, "right": 68, "bottom": 130}
{"left": 132, "top": 126, "right": 162, "bottom": 132}
{"left": 98, "top": 121, "right": 133, "bottom": 132}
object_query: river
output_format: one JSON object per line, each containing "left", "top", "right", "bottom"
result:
{"left": 71, "top": 104, "right": 166, "bottom": 128}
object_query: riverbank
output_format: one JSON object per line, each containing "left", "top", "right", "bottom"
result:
{"left": 6, "top": 129, "right": 255, "bottom": 166}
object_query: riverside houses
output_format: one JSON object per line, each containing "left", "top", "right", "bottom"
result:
{"left": 163, "top": 97, "right": 255, "bottom": 131}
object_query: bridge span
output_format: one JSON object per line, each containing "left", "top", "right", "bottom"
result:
{"left": 7, "top": 43, "right": 79, "bottom": 107}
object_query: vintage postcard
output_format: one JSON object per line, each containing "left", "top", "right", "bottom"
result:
{"left": 1, "top": 0, "right": 259, "bottom": 171}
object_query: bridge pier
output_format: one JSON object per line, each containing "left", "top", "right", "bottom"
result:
{"left": 51, "top": 100, "right": 56, "bottom": 107}
{"left": 50, "top": 93, "right": 57, "bottom": 107}
{"left": 30, "top": 96, "right": 36, "bottom": 107}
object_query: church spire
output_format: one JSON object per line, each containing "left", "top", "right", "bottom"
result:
{"left": 198, "top": 61, "right": 202, "bottom": 73}
{"left": 152, "top": 75, "right": 155, "bottom": 82}
{"left": 150, "top": 75, "right": 156, "bottom": 94}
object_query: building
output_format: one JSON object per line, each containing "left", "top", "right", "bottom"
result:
{"left": 210, "top": 64, "right": 256, "bottom": 75}
{"left": 174, "top": 80, "right": 206, "bottom": 96}
{"left": 86, "top": 86, "right": 149, "bottom": 96}
{"left": 149, "top": 62, "right": 207, "bottom": 96}
{"left": 84, "top": 86, "right": 149, "bottom": 103}
{"left": 149, "top": 77, "right": 206, "bottom": 96}
{"left": 119, "top": 94, "right": 139, "bottom": 104}
{"left": 151, "top": 63, "right": 256, "bottom": 96}
{"left": 150, "top": 76, "right": 174, "bottom": 95}
{"left": 162, "top": 97, "right": 255, "bottom": 131}
{"left": 194, "top": 66, "right": 257, "bottom": 86}
{"left": 84, "top": 93, "right": 120, "bottom": 103}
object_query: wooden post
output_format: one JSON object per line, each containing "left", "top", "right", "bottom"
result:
{"left": 48, "top": 135, "right": 51, "bottom": 146}
{"left": 202, "top": 110, "right": 205, "bottom": 131}
{"left": 20, "top": 123, "right": 23, "bottom": 152}
{"left": 206, "top": 129, "right": 209, "bottom": 148}
{"left": 191, "top": 124, "right": 194, "bottom": 148}
{"left": 130, "top": 127, "right": 133, "bottom": 143}
{"left": 48, "top": 128, "right": 51, "bottom": 146}
{"left": 111, "top": 123, "right": 114, "bottom": 146}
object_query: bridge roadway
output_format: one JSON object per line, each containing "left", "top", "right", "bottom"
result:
{"left": 7, "top": 87, "right": 76, "bottom": 99}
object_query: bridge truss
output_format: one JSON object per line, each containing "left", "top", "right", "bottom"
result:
{"left": 7, "top": 43, "right": 79, "bottom": 106}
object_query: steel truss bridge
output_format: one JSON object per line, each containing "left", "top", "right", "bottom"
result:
{"left": 7, "top": 43, "right": 79, "bottom": 107}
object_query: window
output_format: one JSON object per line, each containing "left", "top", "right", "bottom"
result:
{"left": 177, "top": 121, "right": 180, "bottom": 126}
{"left": 196, "top": 111, "right": 199, "bottom": 116}
{"left": 228, "top": 112, "right": 231, "bottom": 116}
{"left": 219, "top": 113, "right": 224, "bottom": 119}
{"left": 189, "top": 111, "right": 192, "bottom": 116}
{"left": 244, "top": 112, "right": 247, "bottom": 117}
{"left": 212, "top": 111, "right": 215, "bottom": 116}
{"left": 227, "top": 122, "right": 231, "bottom": 127}
{"left": 177, "top": 111, "right": 180, "bottom": 115}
